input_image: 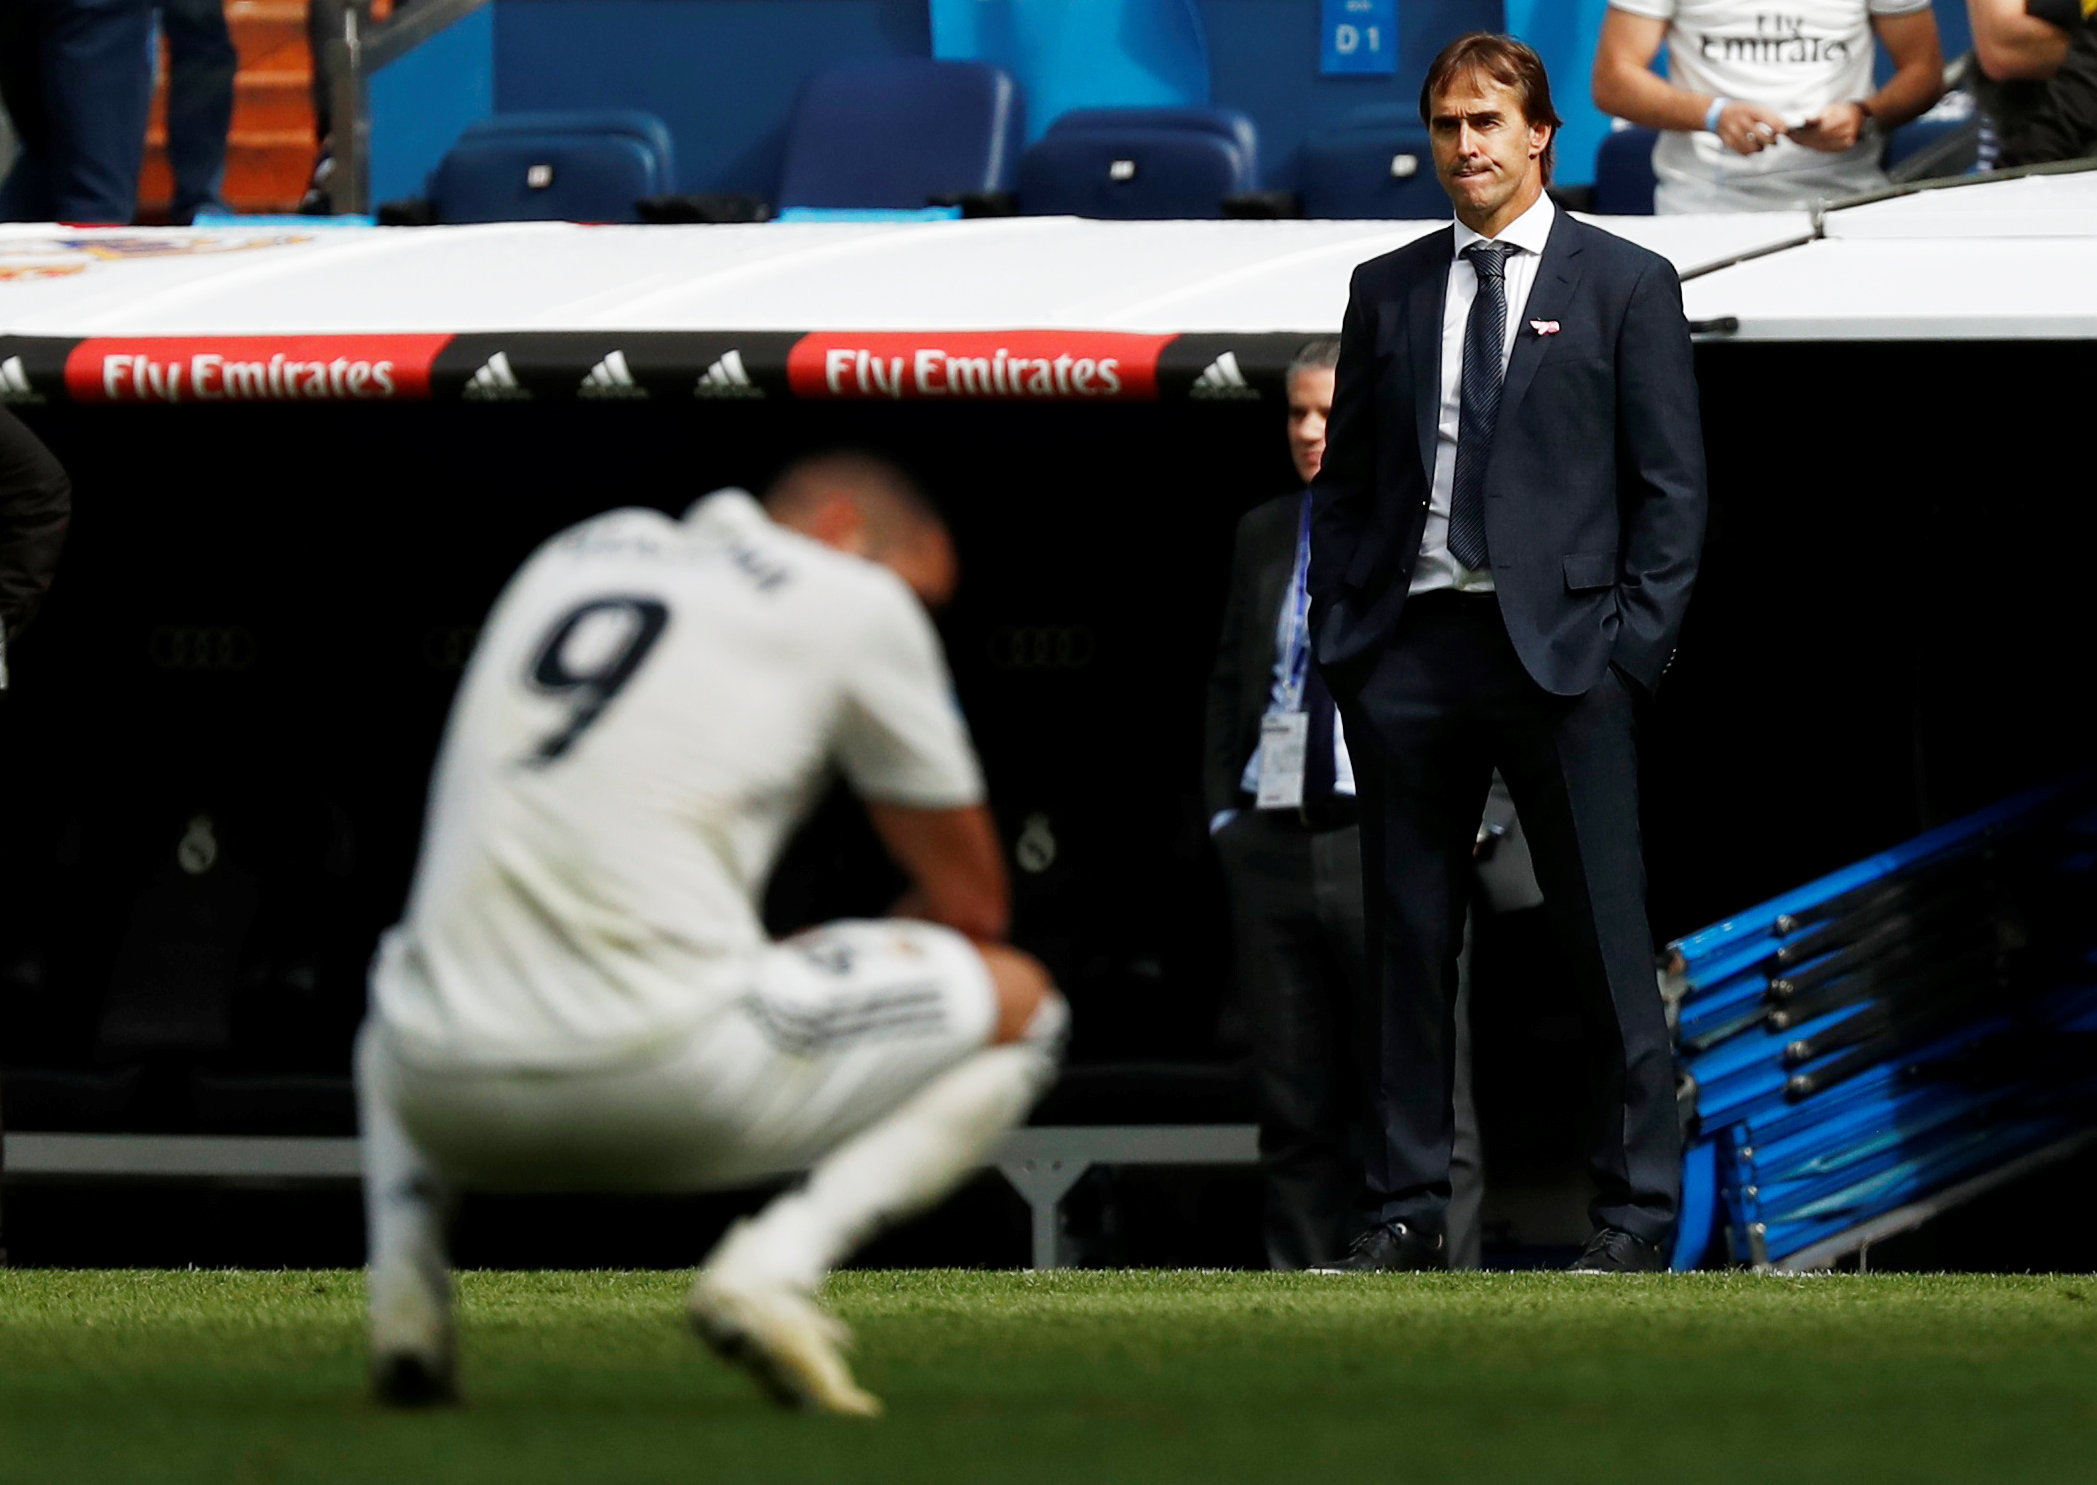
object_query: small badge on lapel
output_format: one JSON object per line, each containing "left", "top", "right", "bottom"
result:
{"left": 1530, "top": 319, "right": 1561, "bottom": 336}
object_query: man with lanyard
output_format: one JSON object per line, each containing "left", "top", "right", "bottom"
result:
{"left": 1204, "top": 340, "right": 1489, "bottom": 1269}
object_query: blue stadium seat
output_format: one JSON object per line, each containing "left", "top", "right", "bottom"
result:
{"left": 1047, "top": 107, "right": 1261, "bottom": 187}
{"left": 776, "top": 59, "right": 1024, "bottom": 210}
{"left": 456, "top": 110, "right": 677, "bottom": 170}
{"left": 1592, "top": 125, "right": 1658, "bottom": 216}
{"left": 1019, "top": 106, "right": 1259, "bottom": 219}
{"left": 432, "top": 110, "right": 677, "bottom": 224}
{"left": 1298, "top": 116, "right": 1439, "bottom": 219}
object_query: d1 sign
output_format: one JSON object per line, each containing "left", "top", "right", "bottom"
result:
{"left": 1321, "top": 0, "right": 1397, "bottom": 77}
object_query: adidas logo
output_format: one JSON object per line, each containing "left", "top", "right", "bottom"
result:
{"left": 693, "top": 349, "right": 762, "bottom": 400}
{"left": 578, "top": 349, "right": 648, "bottom": 400}
{"left": 0, "top": 355, "right": 41, "bottom": 404}
{"left": 1187, "top": 351, "right": 1260, "bottom": 401}
{"left": 462, "top": 351, "right": 529, "bottom": 401}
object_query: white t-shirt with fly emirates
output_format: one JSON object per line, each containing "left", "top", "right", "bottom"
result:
{"left": 371, "top": 491, "right": 984, "bottom": 1072}
{"left": 1610, "top": 0, "right": 1930, "bottom": 210}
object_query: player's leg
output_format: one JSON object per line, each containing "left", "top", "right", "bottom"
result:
{"left": 355, "top": 1021, "right": 460, "bottom": 1407}
{"left": 705, "top": 941, "right": 1061, "bottom": 1290}
{"left": 691, "top": 927, "right": 1064, "bottom": 1416}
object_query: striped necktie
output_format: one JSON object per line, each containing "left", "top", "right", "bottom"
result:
{"left": 1447, "top": 240, "right": 1511, "bottom": 572}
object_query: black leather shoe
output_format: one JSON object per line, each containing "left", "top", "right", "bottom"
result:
{"left": 1305, "top": 1221, "right": 1447, "bottom": 1273}
{"left": 1569, "top": 1227, "right": 1669, "bottom": 1274}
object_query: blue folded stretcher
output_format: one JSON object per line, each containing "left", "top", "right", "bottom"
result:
{"left": 1666, "top": 780, "right": 2097, "bottom": 1270}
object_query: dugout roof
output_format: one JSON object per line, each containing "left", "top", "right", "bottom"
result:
{"left": 0, "top": 169, "right": 2088, "bottom": 408}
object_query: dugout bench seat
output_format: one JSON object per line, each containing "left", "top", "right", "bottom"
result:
{"left": 0, "top": 1122, "right": 1259, "bottom": 1271}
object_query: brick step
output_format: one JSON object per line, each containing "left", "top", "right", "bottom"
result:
{"left": 235, "top": 71, "right": 315, "bottom": 134}
{"left": 147, "top": 72, "right": 314, "bottom": 138}
{"left": 229, "top": 0, "right": 311, "bottom": 72}
{"left": 177, "top": 80, "right": 311, "bottom": 136}
{"left": 140, "top": 136, "right": 315, "bottom": 215}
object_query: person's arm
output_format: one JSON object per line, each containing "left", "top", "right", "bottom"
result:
{"left": 0, "top": 406, "right": 71, "bottom": 649}
{"left": 868, "top": 802, "right": 1011, "bottom": 943}
{"left": 1202, "top": 515, "right": 1255, "bottom": 830}
{"left": 1592, "top": 7, "right": 1793, "bottom": 154}
{"left": 1968, "top": 0, "right": 2076, "bottom": 80}
{"left": 1307, "top": 270, "right": 1376, "bottom": 609}
{"left": 834, "top": 575, "right": 1007, "bottom": 937}
{"left": 1609, "top": 257, "right": 1707, "bottom": 695}
{"left": 1793, "top": 8, "right": 1944, "bottom": 150}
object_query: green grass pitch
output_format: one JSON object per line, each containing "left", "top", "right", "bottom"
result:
{"left": 3, "top": 1270, "right": 2094, "bottom": 1483}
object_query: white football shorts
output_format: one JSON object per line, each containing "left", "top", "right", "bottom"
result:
{"left": 361, "top": 919, "right": 999, "bottom": 1192}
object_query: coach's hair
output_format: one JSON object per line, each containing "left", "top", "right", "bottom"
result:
{"left": 1418, "top": 32, "right": 1562, "bottom": 186}
{"left": 1286, "top": 338, "right": 1341, "bottom": 387}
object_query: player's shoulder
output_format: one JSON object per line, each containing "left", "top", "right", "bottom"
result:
{"left": 527, "top": 504, "right": 686, "bottom": 569}
{"left": 683, "top": 488, "right": 923, "bottom": 628}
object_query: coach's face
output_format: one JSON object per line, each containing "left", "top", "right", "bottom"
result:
{"left": 1429, "top": 71, "right": 1550, "bottom": 233}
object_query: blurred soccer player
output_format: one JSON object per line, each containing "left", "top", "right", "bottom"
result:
{"left": 357, "top": 452, "right": 1064, "bottom": 1416}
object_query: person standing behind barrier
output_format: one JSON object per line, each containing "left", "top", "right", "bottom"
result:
{"left": 1593, "top": 0, "right": 1943, "bottom": 212}
{"left": 0, "top": 0, "right": 156, "bottom": 223}
{"left": 1308, "top": 34, "right": 1705, "bottom": 1275}
{"left": 155, "top": 0, "right": 237, "bottom": 223}
{"left": 0, "top": 406, "right": 70, "bottom": 696}
{"left": 0, "top": 404, "right": 74, "bottom": 1264}
{"left": 1965, "top": 0, "right": 2097, "bottom": 167}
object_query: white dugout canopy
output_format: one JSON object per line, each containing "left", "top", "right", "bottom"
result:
{"left": 0, "top": 169, "right": 2086, "bottom": 408}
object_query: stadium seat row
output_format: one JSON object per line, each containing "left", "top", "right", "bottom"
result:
{"left": 394, "top": 58, "right": 1441, "bottom": 225}
{"left": 399, "top": 56, "right": 1976, "bottom": 227}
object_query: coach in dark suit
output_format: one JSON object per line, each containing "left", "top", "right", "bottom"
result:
{"left": 1205, "top": 340, "right": 1484, "bottom": 1270}
{"left": 1308, "top": 32, "right": 1706, "bottom": 1274}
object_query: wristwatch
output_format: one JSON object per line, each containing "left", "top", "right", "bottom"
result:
{"left": 1854, "top": 99, "right": 1880, "bottom": 140}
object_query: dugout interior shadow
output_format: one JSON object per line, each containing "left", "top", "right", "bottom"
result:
{"left": 3, "top": 343, "right": 2093, "bottom": 1266}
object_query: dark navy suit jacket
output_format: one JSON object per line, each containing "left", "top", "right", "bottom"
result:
{"left": 1307, "top": 210, "right": 1707, "bottom": 698}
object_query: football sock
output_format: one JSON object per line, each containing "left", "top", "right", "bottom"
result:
{"left": 713, "top": 994, "right": 1067, "bottom": 1292}
{"left": 356, "top": 1024, "right": 455, "bottom": 1352}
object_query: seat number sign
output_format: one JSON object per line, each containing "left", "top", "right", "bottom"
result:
{"left": 1321, "top": 0, "right": 1397, "bottom": 76}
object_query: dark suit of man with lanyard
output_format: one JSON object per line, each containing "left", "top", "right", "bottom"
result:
{"left": 1309, "top": 33, "right": 1706, "bottom": 1274}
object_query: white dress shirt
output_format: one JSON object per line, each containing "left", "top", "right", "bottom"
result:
{"left": 1411, "top": 191, "right": 1556, "bottom": 596}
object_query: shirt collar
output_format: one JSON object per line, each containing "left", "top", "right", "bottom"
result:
{"left": 1452, "top": 190, "right": 1555, "bottom": 259}
{"left": 683, "top": 487, "right": 767, "bottom": 530}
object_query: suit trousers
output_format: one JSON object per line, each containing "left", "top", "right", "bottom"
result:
{"left": 1214, "top": 810, "right": 1484, "bottom": 1268}
{"left": 0, "top": 0, "right": 155, "bottom": 225}
{"left": 1340, "top": 591, "right": 1680, "bottom": 1246}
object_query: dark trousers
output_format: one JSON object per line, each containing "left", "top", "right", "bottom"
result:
{"left": 1214, "top": 810, "right": 1369, "bottom": 1269}
{"left": 1215, "top": 810, "right": 1486, "bottom": 1268}
{"left": 0, "top": 0, "right": 156, "bottom": 224}
{"left": 157, "top": 0, "right": 236, "bottom": 220}
{"left": 1341, "top": 592, "right": 1680, "bottom": 1246}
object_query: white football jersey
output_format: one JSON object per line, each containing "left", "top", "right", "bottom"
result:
{"left": 1610, "top": 0, "right": 1929, "bottom": 206}
{"left": 371, "top": 490, "right": 985, "bottom": 1071}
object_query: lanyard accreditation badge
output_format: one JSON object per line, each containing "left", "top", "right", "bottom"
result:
{"left": 1256, "top": 495, "right": 1316, "bottom": 810}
